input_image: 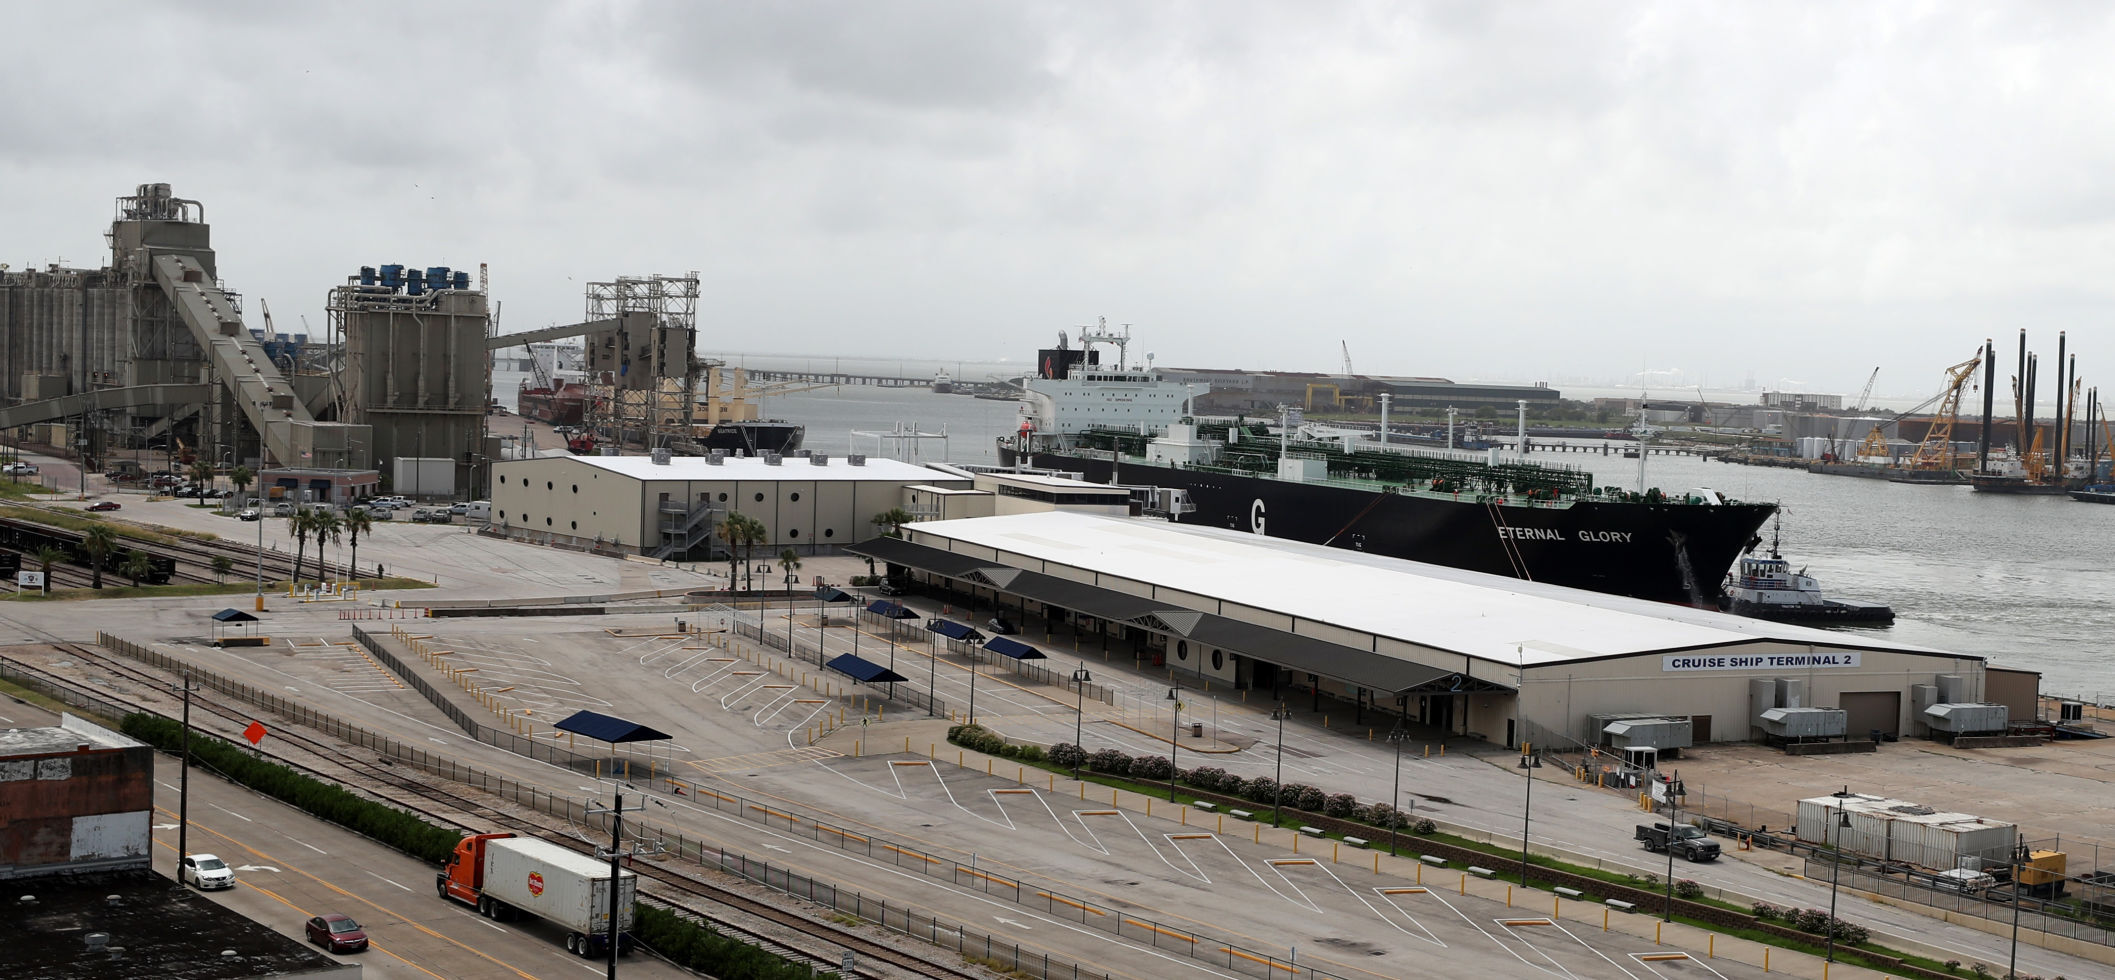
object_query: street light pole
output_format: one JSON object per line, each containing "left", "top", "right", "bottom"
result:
{"left": 2008, "top": 840, "right": 2025, "bottom": 980}
{"left": 1520, "top": 746, "right": 1536, "bottom": 886}
{"left": 1167, "top": 686, "right": 1182, "bottom": 802}
{"left": 1270, "top": 703, "right": 1289, "bottom": 826}
{"left": 967, "top": 649, "right": 980, "bottom": 728}
{"left": 1071, "top": 667, "right": 1091, "bottom": 776}
{"left": 1827, "top": 786, "right": 1851, "bottom": 964}
{"left": 1664, "top": 774, "right": 1679, "bottom": 922}
{"left": 1387, "top": 721, "right": 1406, "bottom": 857}
{"left": 927, "top": 626, "right": 939, "bottom": 719}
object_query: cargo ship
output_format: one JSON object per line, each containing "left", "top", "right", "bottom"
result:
{"left": 994, "top": 323, "right": 1777, "bottom": 606}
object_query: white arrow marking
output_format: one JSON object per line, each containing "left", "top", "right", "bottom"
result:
{"left": 154, "top": 823, "right": 179, "bottom": 830}
{"left": 764, "top": 844, "right": 791, "bottom": 853}
{"left": 234, "top": 864, "right": 281, "bottom": 873}
{"left": 994, "top": 917, "right": 1031, "bottom": 930}
{"left": 366, "top": 872, "right": 412, "bottom": 892}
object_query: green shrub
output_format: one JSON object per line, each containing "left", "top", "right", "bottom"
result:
{"left": 632, "top": 905, "right": 836, "bottom": 980}
{"left": 121, "top": 714, "right": 461, "bottom": 865}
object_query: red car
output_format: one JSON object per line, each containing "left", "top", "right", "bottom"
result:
{"left": 86, "top": 501, "right": 121, "bottom": 512}
{"left": 304, "top": 913, "right": 369, "bottom": 953}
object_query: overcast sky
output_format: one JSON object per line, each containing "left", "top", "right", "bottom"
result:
{"left": 5, "top": 2, "right": 2111, "bottom": 399}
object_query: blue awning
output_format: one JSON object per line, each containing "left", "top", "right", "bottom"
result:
{"left": 984, "top": 636, "right": 1047, "bottom": 661}
{"left": 211, "top": 608, "right": 259, "bottom": 623}
{"left": 815, "top": 586, "right": 859, "bottom": 603}
{"left": 827, "top": 654, "right": 909, "bottom": 684}
{"left": 554, "top": 710, "right": 672, "bottom": 743}
{"left": 926, "top": 619, "right": 984, "bottom": 642}
{"left": 865, "top": 600, "right": 921, "bottom": 620}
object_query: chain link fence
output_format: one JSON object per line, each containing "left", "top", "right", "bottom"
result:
{"left": 1803, "top": 857, "right": 2115, "bottom": 948}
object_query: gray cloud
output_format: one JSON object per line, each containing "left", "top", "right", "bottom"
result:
{"left": 3, "top": 1, "right": 2113, "bottom": 396}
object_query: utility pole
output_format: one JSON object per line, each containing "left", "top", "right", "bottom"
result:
{"left": 585, "top": 792, "right": 655, "bottom": 977}
{"left": 176, "top": 674, "right": 196, "bottom": 868}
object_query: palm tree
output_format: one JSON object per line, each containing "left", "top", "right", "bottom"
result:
{"left": 310, "top": 510, "right": 343, "bottom": 583}
{"left": 778, "top": 547, "right": 803, "bottom": 589}
{"left": 80, "top": 525, "right": 118, "bottom": 590}
{"left": 870, "top": 507, "right": 914, "bottom": 538}
{"left": 31, "top": 545, "right": 64, "bottom": 594}
{"left": 738, "top": 514, "right": 768, "bottom": 592}
{"left": 120, "top": 549, "right": 154, "bottom": 588}
{"left": 343, "top": 508, "right": 372, "bottom": 580}
{"left": 716, "top": 511, "right": 748, "bottom": 589}
{"left": 187, "top": 460, "right": 215, "bottom": 501}
{"left": 229, "top": 465, "right": 253, "bottom": 506}
{"left": 289, "top": 509, "right": 314, "bottom": 584}
{"left": 211, "top": 555, "right": 233, "bottom": 583}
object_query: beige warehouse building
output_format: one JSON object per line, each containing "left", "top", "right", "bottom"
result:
{"left": 852, "top": 511, "right": 2035, "bottom": 749}
{"left": 488, "top": 452, "right": 971, "bottom": 559}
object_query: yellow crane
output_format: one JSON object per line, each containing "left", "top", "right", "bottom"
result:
{"left": 1905, "top": 354, "right": 1983, "bottom": 470}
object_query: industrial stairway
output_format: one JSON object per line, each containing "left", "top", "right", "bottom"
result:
{"left": 151, "top": 254, "right": 369, "bottom": 469}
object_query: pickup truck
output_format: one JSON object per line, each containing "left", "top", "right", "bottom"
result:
{"left": 1636, "top": 822, "right": 1721, "bottom": 862}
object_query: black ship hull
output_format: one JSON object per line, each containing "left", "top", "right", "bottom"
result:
{"left": 698, "top": 421, "right": 804, "bottom": 455}
{"left": 1002, "top": 448, "right": 1775, "bottom": 606}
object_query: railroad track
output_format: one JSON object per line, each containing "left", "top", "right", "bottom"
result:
{"left": 0, "top": 512, "right": 345, "bottom": 587}
{"left": 3, "top": 639, "right": 989, "bottom": 980}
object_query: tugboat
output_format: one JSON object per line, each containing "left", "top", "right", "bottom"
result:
{"left": 931, "top": 369, "right": 955, "bottom": 394}
{"left": 1718, "top": 521, "right": 1894, "bottom": 626}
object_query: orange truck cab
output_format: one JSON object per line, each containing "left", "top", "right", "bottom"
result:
{"left": 438, "top": 833, "right": 513, "bottom": 907}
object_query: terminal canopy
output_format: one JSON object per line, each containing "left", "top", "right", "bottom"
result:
{"left": 553, "top": 710, "right": 672, "bottom": 744}
{"left": 814, "top": 586, "right": 860, "bottom": 603}
{"left": 827, "top": 654, "right": 909, "bottom": 684}
{"left": 984, "top": 636, "right": 1047, "bottom": 661}
{"left": 926, "top": 619, "right": 983, "bottom": 642}
{"left": 211, "top": 608, "right": 258, "bottom": 623}
{"left": 865, "top": 599, "right": 920, "bottom": 620}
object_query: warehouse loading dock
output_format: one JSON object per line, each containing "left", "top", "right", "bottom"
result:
{"left": 849, "top": 511, "right": 2004, "bottom": 750}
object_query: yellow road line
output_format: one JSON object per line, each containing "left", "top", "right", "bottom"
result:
{"left": 1124, "top": 919, "right": 1197, "bottom": 943}
{"left": 1037, "top": 891, "right": 1105, "bottom": 915}
{"left": 1218, "top": 947, "right": 1297, "bottom": 972}
{"left": 153, "top": 810, "right": 539, "bottom": 979}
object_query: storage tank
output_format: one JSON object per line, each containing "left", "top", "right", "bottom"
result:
{"left": 1924, "top": 703, "right": 2009, "bottom": 736}
{"left": 1759, "top": 707, "right": 1847, "bottom": 739}
{"left": 1797, "top": 793, "right": 2017, "bottom": 870}
{"left": 1603, "top": 717, "right": 1693, "bottom": 752}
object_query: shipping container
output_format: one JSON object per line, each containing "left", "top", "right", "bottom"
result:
{"left": 1797, "top": 793, "right": 2018, "bottom": 871}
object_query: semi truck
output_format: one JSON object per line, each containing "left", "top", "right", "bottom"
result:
{"left": 436, "top": 833, "right": 637, "bottom": 957}
{"left": 1635, "top": 822, "right": 1722, "bottom": 862}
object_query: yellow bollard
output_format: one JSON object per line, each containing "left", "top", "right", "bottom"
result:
{"left": 1554, "top": 896, "right": 1560, "bottom": 918}
{"left": 1017, "top": 766, "right": 1023, "bottom": 783}
{"left": 1708, "top": 935, "right": 1714, "bottom": 959}
{"left": 1218, "top": 814, "right": 1224, "bottom": 834}
{"left": 1440, "top": 744, "right": 1445, "bottom": 756}
{"left": 1324, "top": 716, "right": 1329, "bottom": 729}
{"left": 1374, "top": 853, "right": 1380, "bottom": 874}
{"left": 1507, "top": 885, "right": 1512, "bottom": 907}
{"left": 1049, "top": 773, "right": 1054, "bottom": 791}
{"left": 1293, "top": 835, "right": 1299, "bottom": 855}
{"left": 1253, "top": 824, "right": 1260, "bottom": 844}
{"left": 1112, "top": 788, "right": 1118, "bottom": 805}
{"left": 1603, "top": 908, "right": 1608, "bottom": 932}
{"left": 1459, "top": 873, "right": 1466, "bottom": 895}
{"left": 1655, "top": 922, "right": 1661, "bottom": 946}
{"left": 1147, "top": 800, "right": 1152, "bottom": 818}
{"left": 906, "top": 736, "right": 911, "bottom": 753}
{"left": 1079, "top": 782, "right": 1085, "bottom": 799}
{"left": 1333, "top": 842, "right": 1339, "bottom": 863}
{"left": 1424, "top": 744, "right": 1430, "bottom": 758}
{"left": 1763, "top": 948, "right": 1769, "bottom": 972}
{"left": 856, "top": 740, "right": 862, "bottom": 758}
{"left": 1368, "top": 729, "right": 1373, "bottom": 741}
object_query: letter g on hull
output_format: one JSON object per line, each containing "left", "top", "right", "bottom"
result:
{"left": 1250, "top": 499, "right": 1266, "bottom": 534}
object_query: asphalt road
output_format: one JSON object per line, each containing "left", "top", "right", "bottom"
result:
{"left": 3, "top": 700, "right": 691, "bottom": 980}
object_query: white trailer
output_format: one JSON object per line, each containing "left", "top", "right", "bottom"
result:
{"left": 438, "top": 833, "right": 637, "bottom": 958}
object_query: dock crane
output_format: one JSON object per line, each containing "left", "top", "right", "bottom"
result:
{"left": 1340, "top": 341, "right": 1354, "bottom": 376}
{"left": 1905, "top": 354, "right": 1983, "bottom": 470}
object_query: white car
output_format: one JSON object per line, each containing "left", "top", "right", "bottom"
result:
{"left": 181, "top": 853, "right": 236, "bottom": 890}
{"left": 2, "top": 462, "right": 37, "bottom": 476}
{"left": 237, "top": 508, "right": 261, "bottom": 521}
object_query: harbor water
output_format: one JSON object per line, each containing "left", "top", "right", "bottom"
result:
{"left": 508, "top": 373, "right": 2115, "bottom": 702}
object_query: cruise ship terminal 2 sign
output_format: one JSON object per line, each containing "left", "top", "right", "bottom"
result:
{"left": 1662, "top": 652, "right": 1861, "bottom": 672}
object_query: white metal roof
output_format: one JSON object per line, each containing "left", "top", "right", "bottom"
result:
{"left": 508, "top": 454, "right": 964, "bottom": 485}
{"left": 904, "top": 511, "right": 1950, "bottom": 668}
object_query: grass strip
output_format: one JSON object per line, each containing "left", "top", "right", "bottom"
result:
{"left": 6, "top": 577, "right": 436, "bottom": 601}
